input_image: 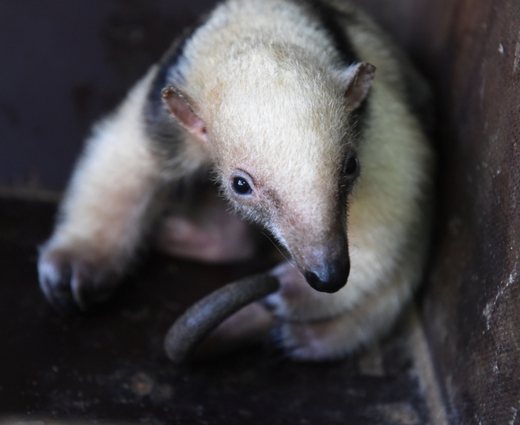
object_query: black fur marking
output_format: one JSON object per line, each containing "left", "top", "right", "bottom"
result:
{"left": 298, "top": 0, "right": 359, "bottom": 68}
{"left": 144, "top": 13, "right": 211, "bottom": 159}
{"left": 324, "top": 2, "right": 433, "bottom": 134}
{"left": 297, "top": 0, "right": 372, "bottom": 207}
{"left": 349, "top": 94, "right": 370, "bottom": 142}
{"left": 297, "top": 0, "right": 369, "bottom": 141}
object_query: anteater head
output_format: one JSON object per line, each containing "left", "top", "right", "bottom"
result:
{"left": 162, "top": 53, "right": 375, "bottom": 293}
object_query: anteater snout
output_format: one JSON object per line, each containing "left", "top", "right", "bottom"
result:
{"left": 304, "top": 259, "right": 350, "bottom": 293}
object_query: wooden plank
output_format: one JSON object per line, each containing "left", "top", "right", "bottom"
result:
{"left": 351, "top": 0, "right": 520, "bottom": 422}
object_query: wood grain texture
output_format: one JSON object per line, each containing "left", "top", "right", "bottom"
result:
{"left": 350, "top": 0, "right": 520, "bottom": 422}
{"left": 0, "top": 198, "right": 435, "bottom": 424}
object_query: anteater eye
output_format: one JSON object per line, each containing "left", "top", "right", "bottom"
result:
{"left": 232, "top": 177, "right": 253, "bottom": 195}
{"left": 343, "top": 156, "right": 359, "bottom": 176}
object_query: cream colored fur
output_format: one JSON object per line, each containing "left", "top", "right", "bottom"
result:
{"left": 38, "top": 0, "right": 433, "bottom": 359}
{"left": 38, "top": 69, "right": 164, "bottom": 307}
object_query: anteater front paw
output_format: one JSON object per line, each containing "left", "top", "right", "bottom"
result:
{"left": 38, "top": 244, "right": 120, "bottom": 311}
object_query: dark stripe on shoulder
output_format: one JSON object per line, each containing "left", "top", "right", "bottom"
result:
{"left": 295, "top": 0, "right": 368, "bottom": 140}
{"left": 143, "top": 12, "right": 212, "bottom": 158}
{"left": 296, "top": 0, "right": 359, "bottom": 67}
{"left": 146, "top": 25, "right": 197, "bottom": 117}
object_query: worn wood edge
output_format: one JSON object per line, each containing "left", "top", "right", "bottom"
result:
{"left": 0, "top": 185, "right": 448, "bottom": 420}
{"left": 406, "top": 304, "right": 450, "bottom": 425}
{"left": 0, "top": 185, "right": 61, "bottom": 203}
{"left": 0, "top": 419, "right": 132, "bottom": 425}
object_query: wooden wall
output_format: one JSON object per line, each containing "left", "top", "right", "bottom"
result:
{"left": 351, "top": 0, "right": 520, "bottom": 422}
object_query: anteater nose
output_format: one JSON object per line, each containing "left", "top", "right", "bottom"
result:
{"left": 304, "top": 260, "right": 350, "bottom": 293}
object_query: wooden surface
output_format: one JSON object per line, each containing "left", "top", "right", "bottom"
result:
{"left": 350, "top": 0, "right": 520, "bottom": 423}
{"left": 0, "top": 197, "right": 440, "bottom": 424}
{"left": 424, "top": 2, "right": 520, "bottom": 423}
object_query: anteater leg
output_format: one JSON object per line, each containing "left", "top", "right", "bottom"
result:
{"left": 266, "top": 261, "right": 414, "bottom": 360}
{"left": 154, "top": 184, "right": 258, "bottom": 263}
{"left": 38, "top": 70, "right": 169, "bottom": 310}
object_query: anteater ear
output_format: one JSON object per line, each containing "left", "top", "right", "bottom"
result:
{"left": 162, "top": 86, "right": 207, "bottom": 142}
{"left": 339, "top": 62, "right": 376, "bottom": 110}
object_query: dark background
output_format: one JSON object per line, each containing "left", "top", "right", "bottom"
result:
{"left": 0, "top": 0, "right": 216, "bottom": 190}
{"left": 1, "top": 0, "right": 519, "bottom": 423}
